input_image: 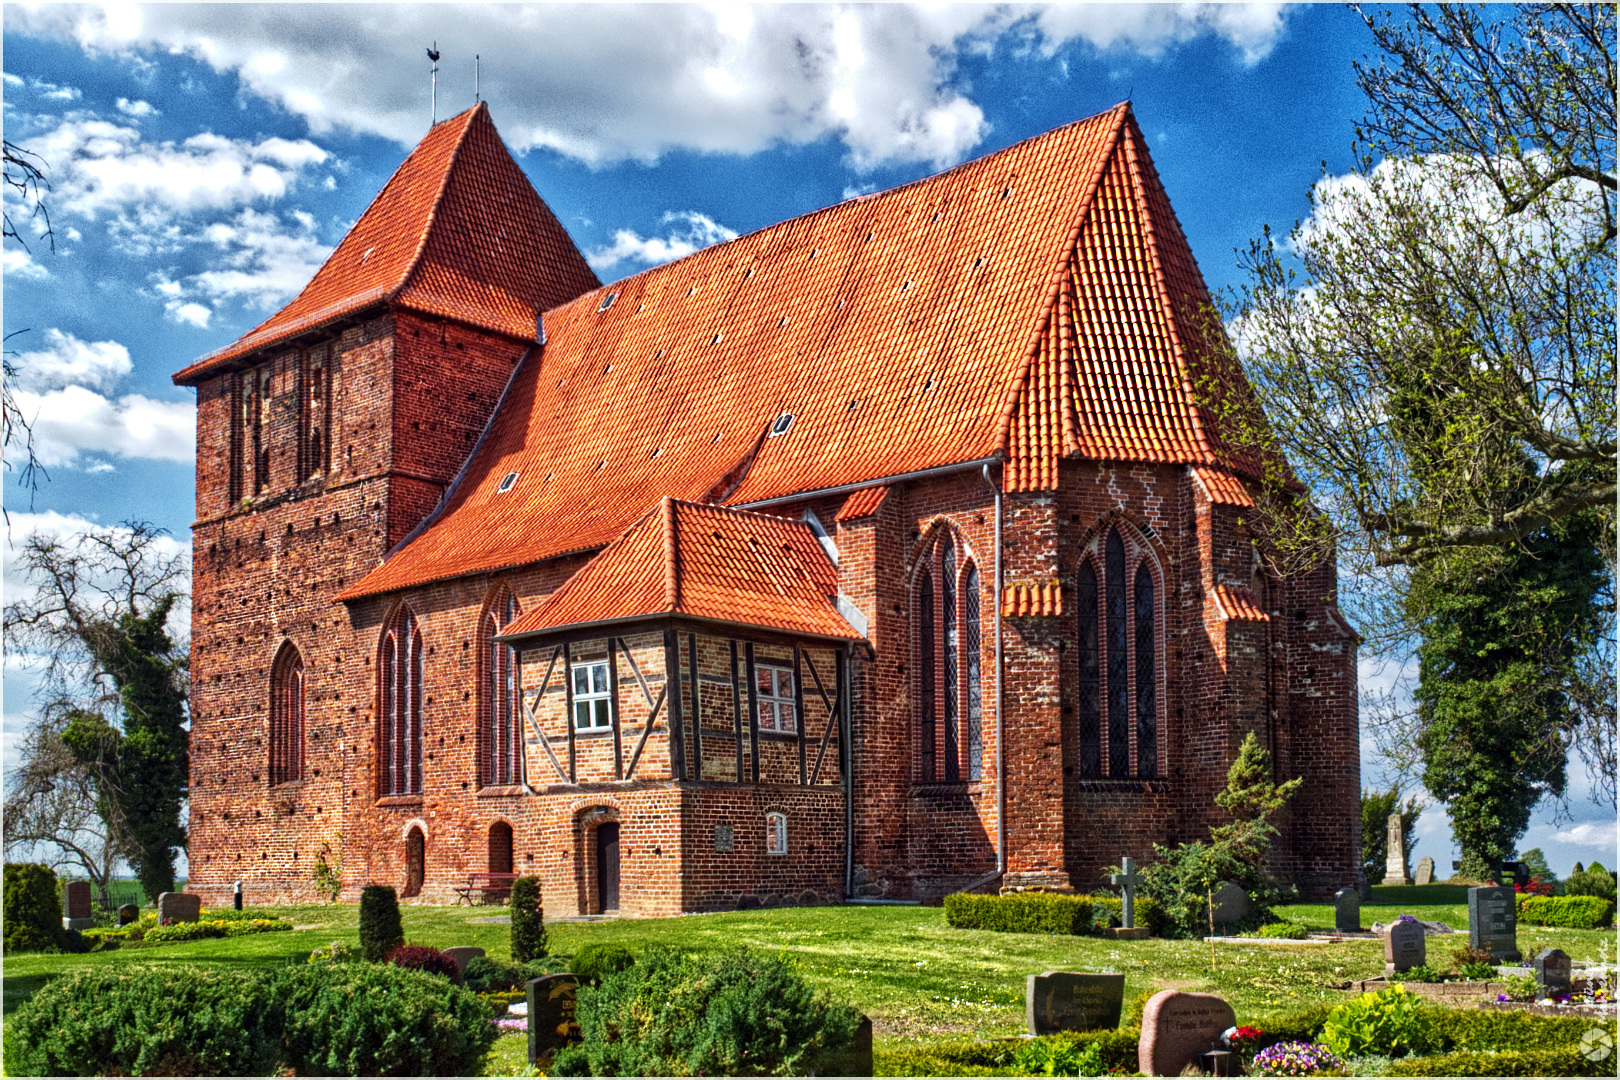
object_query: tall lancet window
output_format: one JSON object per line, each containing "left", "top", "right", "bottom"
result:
{"left": 940, "top": 536, "right": 959, "bottom": 782}
{"left": 1076, "top": 562, "right": 1101, "bottom": 778}
{"left": 380, "top": 605, "right": 424, "bottom": 795}
{"left": 918, "top": 570, "right": 936, "bottom": 781}
{"left": 482, "top": 592, "right": 521, "bottom": 787}
{"left": 964, "top": 562, "right": 983, "bottom": 781}
{"left": 1105, "top": 529, "right": 1130, "bottom": 777}
{"left": 269, "top": 642, "right": 305, "bottom": 786}
{"left": 1134, "top": 562, "right": 1157, "bottom": 777}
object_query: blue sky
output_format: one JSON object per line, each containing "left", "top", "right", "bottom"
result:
{"left": 4, "top": 3, "right": 1612, "bottom": 880}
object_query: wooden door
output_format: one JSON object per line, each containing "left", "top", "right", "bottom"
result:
{"left": 403, "top": 827, "right": 425, "bottom": 898}
{"left": 595, "top": 822, "right": 620, "bottom": 913}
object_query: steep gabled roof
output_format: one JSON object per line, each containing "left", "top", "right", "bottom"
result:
{"left": 338, "top": 103, "right": 1257, "bottom": 602}
{"left": 173, "top": 104, "right": 598, "bottom": 385}
{"left": 499, "top": 498, "right": 859, "bottom": 642}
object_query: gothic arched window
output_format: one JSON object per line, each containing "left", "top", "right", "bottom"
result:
{"left": 917, "top": 570, "right": 936, "bottom": 781}
{"left": 379, "top": 605, "right": 424, "bottom": 795}
{"left": 940, "top": 536, "right": 959, "bottom": 781}
{"left": 963, "top": 561, "right": 983, "bottom": 781}
{"left": 1076, "top": 528, "right": 1161, "bottom": 779}
{"left": 269, "top": 642, "right": 305, "bottom": 786}
{"left": 481, "top": 591, "right": 521, "bottom": 787}
{"left": 915, "top": 530, "right": 984, "bottom": 783}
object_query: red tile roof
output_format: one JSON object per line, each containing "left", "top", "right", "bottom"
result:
{"left": 338, "top": 103, "right": 1261, "bottom": 601}
{"left": 1002, "top": 580, "right": 1063, "bottom": 618}
{"left": 1213, "top": 583, "right": 1270, "bottom": 622}
{"left": 500, "top": 498, "right": 860, "bottom": 642}
{"left": 173, "top": 104, "right": 598, "bottom": 385}
{"left": 1190, "top": 466, "right": 1255, "bottom": 507}
{"left": 834, "top": 486, "right": 890, "bottom": 522}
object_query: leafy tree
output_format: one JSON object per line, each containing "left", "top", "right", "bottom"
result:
{"left": 3, "top": 522, "right": 190, "bottom": 901}
{"left": 1361, "top": 788, "right": 1424, "bottom": 881}
{"left": 1515, "top": 848, "right": 1558, "bottom": 888}
{"left": 1409, "top": 512, "right": 1607, "bottom": 879}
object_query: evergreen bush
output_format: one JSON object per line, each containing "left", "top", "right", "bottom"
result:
{"left": 1087, "top": 894, "right": 1163, "bottom": 935}
{"left": 1319, "top": 985, "right": 1435, "bottom": 1058}
{"left": 1516, "top": 893, "right": 1615, "bottom": 929}
{"left": 1563, "top": 866, "right": 1617, "bottom": 902}
{"left": 553, "top": 946, "right": 860, "bottom": 1076}
{"left": 465, "top": 955, "right": 552, "bottom": 993}
{"left": 358, "top": 883, "right": 404, "bottom": 961}
{"left": 942, "top": 891, "right": 1096, "bottom": 935}
{"left": 3, "top": 862, "right": 66, "bottom": 954}
{"left": 1386, "top": 1049, "right": 1603, "bottom": 1076}
{"left": 876, "top": 1030, "right": 1140, "bottom": 1077}
{"left": 277, "top": 962, "right": 497, "bottom": 1076}
{"left": 510, "top": 874, "right": 547, "bottom": 962}
{"left": 572, "top": 942, "right": 635, "bottom": 985}
{"left": 386, "top": 943, "right": 459, "bottom": 979}
{"left": 4, "top": 965, "right": 285, "bottom": 1076}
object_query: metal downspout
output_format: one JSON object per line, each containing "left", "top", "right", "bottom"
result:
{"left": 960, "top": 463, "right": 1005, "bottom": 894}
{"left": 843, "top": 646, "right": 855, "bottom": 900}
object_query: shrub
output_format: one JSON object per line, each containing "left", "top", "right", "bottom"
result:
{"left": 1500, "top": 973, "right": 1539, "bottom": 1001}
{"left": 554, "top": 946, "right": 861, "bottom": 1076}
{"left": 358, "top": 883, "right": 404, "bottom": 961}
{"left": 1517, "top": 893, "right": 1616, "bottom": 929}
{"left": 4, "top": 965, "right": 285, "bottom": 1076}
{"left": 1402, "top": 963, "right": 1443, "bottom": 983}
{"left": 1013, "top": 1036, "right": 1106, "bottom": 1076}
{"left": 943, "top": 891, "right": 1096, "bottom": 935}
{"left": 572, "top": 942, "right": 635, "bottom": 986}
{"left": 1319, "top": 985, "right": 1436, "bottom": 1058}
{"left": 4, "top": 862, "right": 66, "bottom": 954}
{"left": 143, "top": 920, "right": 228, "bottom": 943}
{"left": 1262, "top": 1005, "right": 1336, "bottom": 1045}
{"left": 1249, "top": 1040, "right": 1348, "bottom": 1076}
{"left": 387, "top": 943, "right": 460, "bottom": 979}
{"left": 1087, "top": 894, "right": 1163, "bottom": 935}
{"left": 307, "top": 940, "right": 356, "bottom": 965}
{"left": 1386, "top": 1049, "right": 1605, "bottom": 1076}
{"left": 510, "top": 874, "right": 547, "bottom": 962}
{"left": 278, "top": 962, "right": 497, "bottom": 1077}
{"left": 877, "top": 1031, "right": 1140, "bottom": 1077}
{"left": 1427, "top": 1006, "right": 1599, "bottom": 1053}
{"left": 1458, "top": 960, "right": 1498, "bottom": 981}
{"left": 1254, "top": 920, "right": 1310, "bottom": 939}
{"left": 1564, "top": 866, "right": 1617, "bottom": 901}
{"left": 1512, "top": 876, "right": 1556, "bottom": 896}
{"left": 464, "top": 955, "right": 552, "bottom": 993}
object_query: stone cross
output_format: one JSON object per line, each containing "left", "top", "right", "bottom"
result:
{"left": 1381, "top": 814, "right": 1411, "bottom": 885}
{"left": 1110, "top": 857, "right": 1144, "bottom": 929}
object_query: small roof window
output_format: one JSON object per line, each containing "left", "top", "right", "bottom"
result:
{"left": 769, "top": 413, "right": 794, "bottom": 437}
{"left": 496, "top": 472, "right": 519, "bottom": 494}
{"left": 597, "top": 292, "right": 618, "bottom": 312}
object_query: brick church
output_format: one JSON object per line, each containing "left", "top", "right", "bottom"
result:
{"left": 177, "top": 102, "right": 1359, "bottom": 914}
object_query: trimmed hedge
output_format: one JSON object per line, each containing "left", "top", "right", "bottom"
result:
{"left": 1387, "top": 1048, "right": 1606, "bottom": 1076}
{"left": 1267, "top": 1000, "right": 1608, "bottom": 1056}
{"left": 1516, "top": 893, "right": 1615, "bottom": 929}
{"left": 944, "top": 892, "right": 1095, "bottom": 935}
{"left": 877, "top": 1030, "right": 1140, "bottom": 1077}
{"left": 143, "top": 917, "right": 293, "bottom": 943}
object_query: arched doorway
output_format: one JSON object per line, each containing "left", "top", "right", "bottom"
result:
{"left": 595, "top": 822, "right": 620, "bottom": 914}
{"left": 488, "top": 821, "right": 514, "bottom": 875}
{"left": 403, "top": 826, "right": 425, "bottom": 898}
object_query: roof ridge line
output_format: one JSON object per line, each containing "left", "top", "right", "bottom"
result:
{"left": 994, "top": 105, "right": 1129, "bottom": 465}
{"left": 392, "top": 103, "right": 488, "bottom": 304}
{"left": 1117, "top": 114, "right": 1218, "bottom": 466}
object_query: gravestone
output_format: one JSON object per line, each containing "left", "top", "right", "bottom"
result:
{"left": 1414, "top": 857, "right": 1435, "bottom": 886}
{"left": 156, "top": 891, "right": 201, "bottom": 924}
{"left": 1381, "top": 814, "right": 1411, "bottom": 885}
{"left": 1110, "top": 857, "right": 1150, "bottom": 939}
{"left": 1138, "top": 990, "right": 1235, "bottom": 1078}
{"left": 117, "top": 903, "right": 139, "bottom": 926}
{"left": 1333, "top": 887, "right": 1361, "bottom": 934}
{"left": 1026, "top": 972, "right": 1126, "bottom": 1034}
{"left": 441, "top": 946, "right": 486, "bottom": 981}
{"left": 819, "top": 1015, "right": 874, "bottom": 1077}
{"left": 527, "top": 973, "right": 582, "bottom": 1065}
{"left": 714, "top": 823, "right": 734, "bottom": 853}
{"left": 1383, "top": 919, "right": 1426, "bottom": 973}
{"left": 1533, "top": 948, "right": 1571, "bottom": 996}
{"left": 63, "top": 881, "right": 95, "bottom": 930}
{"left": 1209, "top": 881, "right": 1250, "bottom": 924}
{"left": 1467, "top": 885, "right": 1520, "bottom": 962}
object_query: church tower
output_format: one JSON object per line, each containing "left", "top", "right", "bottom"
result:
{"left": 175, "top": 105, "right": 597, "bottom": 899}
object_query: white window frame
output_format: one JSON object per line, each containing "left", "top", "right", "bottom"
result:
{"left": 572, "top": 660, "right": 613, "bottom": 731}
{"left": 765, "top": 812, "right": 788, "bottom": 855}
{"left": 756, "top": 663, "right": 797, "bottom": 733}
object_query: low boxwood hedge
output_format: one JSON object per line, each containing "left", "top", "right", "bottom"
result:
{"left": 1267, "top": 999, "right": 1611, "bottom": 1057}
{"left": 1516, "top": 893, "right": 1616, "bottom": 929}
{"left": 944, "top": 892, "right": 1095, "bottom": 935}
{"left": 877, "top": 1029, "right": 1140, "bottom": 1077}
{"left": 1387, "top": 1048, "right": 1607, "bottom": 1076}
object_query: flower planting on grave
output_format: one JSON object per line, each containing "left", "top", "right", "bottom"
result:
{"left": 1248, "top": 1039, "right": 1348, "bottom": 1076}
{"left": 1318, "top": 984, "right": 1437, "bottom": 1058}
{"left": 551, "top": 945, "right": 861, "bottom": 1076}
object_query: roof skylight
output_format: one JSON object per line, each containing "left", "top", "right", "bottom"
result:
{"left": 496, "top": 472, "right": 519, "bottom": 494}
{"left": 598, "top": 292, "right": 617, "bottom": 312}
{"left": 769, "top": 413, "right": 794, "bottom": 437}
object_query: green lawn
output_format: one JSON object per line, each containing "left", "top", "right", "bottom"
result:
{"left": 4, "top": 885, "right": 1612, "bottom": 1075}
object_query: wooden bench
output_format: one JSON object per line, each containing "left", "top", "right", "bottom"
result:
{"left": 453, "top": 872, "right": 519, "bottom": 906}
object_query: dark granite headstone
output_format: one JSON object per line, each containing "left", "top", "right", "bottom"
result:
{"left": 1414, "top": 857, "right": 1435, "bottom": 886}
{"left": 818, "top": 1015, "right": 874, "bottom": 1077}
{"left": 1026, "top": 972, "right": 1126, "bottom": 1034}
{"left": 156, "top": 892, "right": 201, "bottom": 924}
{"left": 1209, "top": 881, "right": 1250, "bottom": 924}
{"left": 1384, "top": 920, "right": 1426, "bottom": 973}
{"left": 527, "top": 973, "right": 581, "bottom": 1065}
{"left": 1333, "top": 887, "right": 1361, "bottom": 933}
{"left": 1467, "top": 885, "right": 1520, "bottom": 961}
{"left": 1533, "top": 948, "right": 1571, "bottom": 995}
{"left": 1138, "top": 990, "right": 1235, "bottom": 1078}
{"left": 117, "top": 903, "right": 138, "bottom": 926}
{"left": 65, "top": 881, "right": 92, "bottom": 919}
{"left": 442, "top": 946, "right": 486, "bottom": 981}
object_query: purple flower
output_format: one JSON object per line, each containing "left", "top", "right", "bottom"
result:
{"left": 1251, "top": 1040, "right": 1347, "bottom": 1077}
{"left": 1396, "top": 914, "right": 1418, "bottom": 923}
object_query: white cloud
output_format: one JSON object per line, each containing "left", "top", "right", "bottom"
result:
{"left": 586, "top": 211, "right": 739, "bottom": 273}
{"left": 1553, "top": 821, "right": 1618, "bottom": 849}
{"left": 115, "top": 97, "right": 157, "bottom": 117}
{"left": 12, "top": 4, "right": 1292, "bottom": 169}
{"left": 167, "top": 301, "right": 211, "bottom": 328}
{"left": 9, "top": 385, "right": 195, "bottom": 468}
{"left": 8, "top": 329, "right": 132, "bottom": 393}
{"left": 1, "top": 247, "right": 50, "bottom": 280}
